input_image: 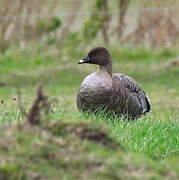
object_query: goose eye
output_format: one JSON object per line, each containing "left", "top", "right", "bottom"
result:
{"left": 92, "top": 52, "right": 97, "bottom": 57}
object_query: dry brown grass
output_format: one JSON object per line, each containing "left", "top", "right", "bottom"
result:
{"left": 27, "top": 86, "right": 50, "bottom": 125}
{"left": 123, "top": 0, "right": 179, "bottom": 47}
{"left": 117, "top": 0, "right": 131, "bottom": 39}
{"left": 100, "top": 0, "right": 111, "bottom": 43}
{"left": 0, "top": 0, "right": 62, "bottom": 52}
{"left": 1, "top": 0, "right": 179, "bottom": 51}
{"left": 58, "top": 0, "right": 82, "bottom": 47}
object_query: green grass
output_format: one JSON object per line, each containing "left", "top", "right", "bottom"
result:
{"left": 0, "top": 45, "right": 179, "bottom": 179}
{"left": 1, "top": 117, "right": 178, "bottom": 179}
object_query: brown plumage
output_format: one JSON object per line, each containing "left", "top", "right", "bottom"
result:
{"left": 77, "top": 47, "right": 150, "bottom": 119}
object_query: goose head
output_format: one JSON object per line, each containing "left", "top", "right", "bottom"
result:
{"left": 79, "top": 47, "right": 112, "bottom": 67}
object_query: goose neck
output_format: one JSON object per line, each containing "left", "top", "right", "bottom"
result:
{"left": 100, "top": 64, "right": 112, "bottom": 76}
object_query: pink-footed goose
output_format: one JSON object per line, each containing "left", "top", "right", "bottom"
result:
{"left": 77, "top": 47, "right": 150, "bottom": 119}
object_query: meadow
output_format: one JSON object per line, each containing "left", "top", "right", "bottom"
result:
{"left": 0, "top": 0, "right": 179, "bottom": 179}
{"left": 0, "top": 43, "right": 179, "bottom": 179}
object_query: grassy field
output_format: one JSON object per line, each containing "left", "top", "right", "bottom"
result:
{"left": 0, "top": 44, "right": 178, "bottom": 179}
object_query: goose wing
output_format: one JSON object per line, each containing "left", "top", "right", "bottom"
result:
{"left": 113, "top": 73, "right": 150, "bottom": 117}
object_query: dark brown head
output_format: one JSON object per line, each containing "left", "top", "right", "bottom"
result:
{"left": 79, "top": 47, "right": 112, "bottom": 66}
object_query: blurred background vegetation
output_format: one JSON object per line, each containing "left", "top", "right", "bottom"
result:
{"left": 0, "top": 0, "right": 179, "bottom": 179}
{"left": 1, "top": 0, "right": 179, "bottom": 51}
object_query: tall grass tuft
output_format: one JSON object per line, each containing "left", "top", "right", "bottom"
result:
{"left": 80, "top": 110, "right": 179, "bottom": 159}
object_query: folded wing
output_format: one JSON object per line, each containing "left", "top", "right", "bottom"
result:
{"left": 112, "top": 73, "right": 150, "bottom": 118}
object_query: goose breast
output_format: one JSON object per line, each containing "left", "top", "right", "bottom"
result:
{"left": 77, "top": 72, "right": 113, "bottom": 111}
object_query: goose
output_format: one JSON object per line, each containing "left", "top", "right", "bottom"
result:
{"left": 77, "top": 47, "right": 150, "bottom": 119}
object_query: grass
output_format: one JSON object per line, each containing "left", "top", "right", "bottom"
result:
{"left": 0, "top": 44, "right": 179, "bottom": 179}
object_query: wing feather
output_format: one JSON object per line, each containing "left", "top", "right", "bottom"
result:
{"left": 113, "top": 73, "right": 150, "bottom": 117}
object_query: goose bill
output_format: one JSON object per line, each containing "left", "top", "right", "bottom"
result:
{"left": 79, "top": 59, "right": 85, "bottom": 64}
{"left": 78, "top": 56, "right": 90, "bottom": 64}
